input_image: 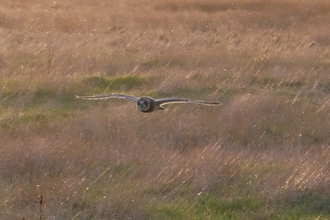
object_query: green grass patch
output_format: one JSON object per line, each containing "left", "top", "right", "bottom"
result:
{"left": 145, "top": 180, "right": 193, "bottom": 198}
{"left": 279, "top": 81, "right": 305, "bottom": 89}
{"left": 149, "top": 203, "right": 185, "bottom": 220}
{"left": 194, "top": 194, "right": 262, "bottom": 219}
{"left": 18, "top": 111, "right": 54, "bottom": 125}
{"left": 32, "top": 88, "right": 56, "bottom": 104}
{"left": 250, "top": 75, "right": 305, "bottom": 90}
{"left": 215, "top": 87, "right": 242, "bottom": 101}
{"left": 0, "top": 110, "right": 55, "bottom": 131}
{"left": 0, "top": 79, "right": 28, "bottom": 100}
{"left": 277, "top": 190, "right": 330, "bottom": 220}
{"left": 31, "top": 87, "right": 78, "bottom": 109}
{"left": 148, "top": 195, "right": 265, "bottom": 220}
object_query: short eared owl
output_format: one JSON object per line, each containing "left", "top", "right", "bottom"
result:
{"left": 76, "top": 93, "right": 220, "bottom": 113}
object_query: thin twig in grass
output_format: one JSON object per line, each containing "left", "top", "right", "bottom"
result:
{"left": 39, "top": 195, "right": 43, "bottom": 220}
{"left": 0, "top": 54, "right": 3, "bottom": 81}
{"left": 47, "top": 47, "right": 54, "bottom": 75}
{"left": 69, "top": 211, "right": 82, "bottom": 220}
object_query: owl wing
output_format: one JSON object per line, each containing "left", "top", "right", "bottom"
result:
{"left": 75, "top": 93, "right": 139, "bottom": 102}
{"left": 155, "top": 97, "right": 220, "bottom": 107}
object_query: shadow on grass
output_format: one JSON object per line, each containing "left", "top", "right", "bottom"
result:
{"left": 153, "top": 1, "right": 296, "bottom": 13}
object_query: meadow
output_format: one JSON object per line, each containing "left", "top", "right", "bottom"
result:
{"left": 0, "top": 0, "right": 330, "bottom": 219}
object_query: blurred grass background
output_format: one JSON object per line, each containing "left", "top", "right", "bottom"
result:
{"left": 0, "top": 0, "right": 330, "bottom": 219}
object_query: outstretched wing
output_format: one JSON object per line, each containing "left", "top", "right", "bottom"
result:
{"left": 155, "top": 97, "right": 220, "bottom": 107}
{"left": 75, "top": 93, "right": 139, "bottom": 101}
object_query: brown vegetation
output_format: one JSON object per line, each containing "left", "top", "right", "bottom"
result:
{"left": 0, "top": 0, "right": 330, "bottom": 219}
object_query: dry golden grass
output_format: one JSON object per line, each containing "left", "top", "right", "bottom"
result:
{"left": 0, "top": 0, "right": 330, "bottom": 219}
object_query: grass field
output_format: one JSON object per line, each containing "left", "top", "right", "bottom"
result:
{"left": 1, "top": 0, "right": 330, "bottom": 219}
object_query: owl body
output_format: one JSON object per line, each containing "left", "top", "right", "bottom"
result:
{"left": 76, "top": 93, "right": 219, "bottom": 113}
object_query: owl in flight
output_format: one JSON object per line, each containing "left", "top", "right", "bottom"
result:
{"left": 76, "top": 93, "right": 220, "bottom": 113}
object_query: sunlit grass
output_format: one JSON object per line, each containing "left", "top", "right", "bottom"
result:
{"left": 0, "top": 0, "right": 329, "bottom": 219}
